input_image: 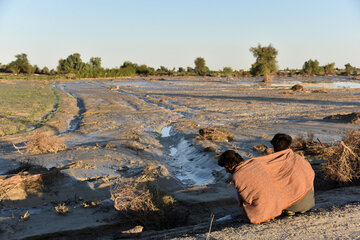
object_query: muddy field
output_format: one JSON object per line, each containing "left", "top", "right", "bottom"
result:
{"left": 0, "top": 76, "right": 360, "bottom": 239}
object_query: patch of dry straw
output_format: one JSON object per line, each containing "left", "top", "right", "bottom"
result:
{"left": 291, "top": 131, "right": 329, "bottom": 158}
{"left": 110, "top": 167, "right": 177, "bottom": 229}
{"left": 322, "top": 130, "right": 360, "bottom": 182}
{"left": 25, "top": 132, "right": 66, "bottom": 154}
{"left": 197, "top": 127, "right": 235, "bottom": 142}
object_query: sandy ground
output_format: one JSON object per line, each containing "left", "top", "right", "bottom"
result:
{"left": 0, "top": 76, "right": 359, "bottom": 239}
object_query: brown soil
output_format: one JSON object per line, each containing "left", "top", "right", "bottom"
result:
{"left": 1, "top": 77, "right": 360, "bottom": 239}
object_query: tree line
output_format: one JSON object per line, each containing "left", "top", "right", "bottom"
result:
{"left": 0, "top": 45, "right": 358, "bottom": 79}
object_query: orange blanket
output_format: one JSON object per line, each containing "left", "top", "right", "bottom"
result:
{"left": 233, "top": 149, "right": 314, "bottom": 224}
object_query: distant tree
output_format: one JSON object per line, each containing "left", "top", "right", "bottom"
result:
{"left": 41, "top": 66, "right": 50, "bottom": 74}
{"left": 119, "top": 61, "right": 136, "bottom": 76}
{"left": 194, "top": 57, "right": 208, "bottom": 76}
{"left": 249, "top": 44, "right": 278, "bottom": 76}
{"left": 157, "top": 66, "right": 169, "bottom": 73}
{"left": 302, "top": 59, "right": 321, "bottom": 75}
{"left": 136, "top": 64, "right": 151, "bottom": 75}
{"left": 345, "top": 63, "right": 354, "bottom": 75}
{"left": 121, "top": 61, "right": 137, "bottom": 69}
{"left": 187, "top": 67, "right": 194, "bottom": 73}
{"left": 33, "top": 65, "right": 42, "bottom": 74}
{"left": 178, "top": 67, "right": 185, "bottom": 73}
{"left": 57, "top": 53, "right": 87, "bottom": 74}
{"left": 222, "top": 67, "right": 233, "bottom": 77}
{"left": 89, "top": 57, "right": 102, "bottom": 69}
{"left": 6, "top": 53, "right": 33, "bottom": 74}
{"left": 324, "top": 62, "right": 335, "bottom": 75}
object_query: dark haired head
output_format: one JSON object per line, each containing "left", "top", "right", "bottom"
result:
{"left": 218, "top": 150, "right": 244, "bottom": 173}
{"left": 271, "top": 133, "right": 292, "bottom": 152}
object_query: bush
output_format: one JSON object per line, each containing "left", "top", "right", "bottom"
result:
{"left": 249, "top": 44, "right": 278, "bottom": 76}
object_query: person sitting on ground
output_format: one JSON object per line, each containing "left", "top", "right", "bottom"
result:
{"left": 270, "top": 133, "right": 315, "bottom": 216}
{"left": 218, "top": 137, "right": 315, "bottom": 224}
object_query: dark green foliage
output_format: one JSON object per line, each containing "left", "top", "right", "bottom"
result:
{"left": 302, "top": 59, "right": 323, "bottom": 75}
{"left": 5, "top": 53, "right": 34, "bottom": 74}
{"left": 249, "top": 44, "right": 278, "bottom": 76}
{"left": 41, "top": 66, "right": 50, "bottom": 75}
{"left": 57, "top": 53, "right": 88, "bottom": 74}
{"left": 324, "top": 62, "right": 335, "bottom": 75}
{"left": 90, "top": 57, "right": 102, "bottom": 69}
{"left": 178, "top": 67, "right": 185, "bottom": 73}
{"left": 186, "top": 67, "right": 194, "bottom": 73}
{"left": 194, "top": 57, "right": 209, "bottom": 76}
{"left": 156, "top": 66, "right": 170, "bottom": 74}
{"left": 136, "top": 64, "right": 152, "bottom": 75}
{"left": 345, "top": 63, "right": 355, "bottom": 75}
{"left": 222, "top": 67, "right": 233, "bottom": 77}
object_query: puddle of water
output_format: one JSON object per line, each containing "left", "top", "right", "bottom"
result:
{"left": 161, "top": 126, "right": 172, "bottom": 137}
{"left": 168, "top": 138, "right": 221, "bottom": 186}
{"left": 307, "top": 82, "right": 360, "bottom": 88}
{"left": 272, "top": 80, "right": 360, "bottom": 89}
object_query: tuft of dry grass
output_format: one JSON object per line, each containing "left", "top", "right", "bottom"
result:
{"left": 253, "top": 144, "right": 274, "bottom": 155}
{"left": 25, "top": 132, "right": 66, "bottom": 154}
{"left": 197, "top": 127, "right": 235, "bottom": 142}
{"left": 110, "top": 168, "right": 179, "bottom": 230}
{"left": 19, "top": 211, "right": 30, "bottom": 221}
{"left": 291, "top": 131, "right": 327, "bottom": 157}
{"left": 322, "top": 130, "right": 360, "bottom": 182}
{"left": 55, "top": 203, "right": 69, "bottom": 215}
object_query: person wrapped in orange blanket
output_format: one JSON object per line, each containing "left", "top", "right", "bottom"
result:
{"left": 218, "top": 133, "right": 315, "bottom": 224}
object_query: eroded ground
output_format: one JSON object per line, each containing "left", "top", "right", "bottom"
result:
{"left": 1, "top": 76, "right": 360, "bottom": 239}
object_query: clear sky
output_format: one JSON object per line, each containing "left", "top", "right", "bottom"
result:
{"left": 0, "top": 0, "right": 359, "bottom": 70}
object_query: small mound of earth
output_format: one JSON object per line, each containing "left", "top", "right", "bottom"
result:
{"left": 253, "top": 144, "right": 274, "bottom": 155}
{"left": 197, "top": 127, "right": 235, "bottom": 142}
{"left": 323, "top": 112, "right": 360, "bottom": 124}
{"left": 312, "top": 89, "right": 328, "bottom": 93}
{"left": 291, "top": 84, "right": 305, "bottom": 92}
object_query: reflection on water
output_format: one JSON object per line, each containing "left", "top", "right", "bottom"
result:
{"left": 272, "top": 81, "right": 360, "bottom": 88}
{"left": 161, "top": 126, "right": 172, "bottom": 137}
{"left": 109, "top": 76, "right": 360, "bottom": 89}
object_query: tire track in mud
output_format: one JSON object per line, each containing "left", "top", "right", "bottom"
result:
{"left": 58, "top": 85, "right": 86, "bottom": 135}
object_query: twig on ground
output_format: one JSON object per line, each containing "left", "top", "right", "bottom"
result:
{"left": 13, "top": 144, "right": 25, "bottom": 154}
{"left": 317, "top": 138, "right": 324, "bottom": 147}
{"left": 206, "top": 213, "right": 215, "bottom": 240}
{"left": 340, "top": 141, "right": 360, "bottom": 159}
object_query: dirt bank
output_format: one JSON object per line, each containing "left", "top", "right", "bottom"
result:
{"left": 0, "top": 76, "right": 359, "bottom": 239}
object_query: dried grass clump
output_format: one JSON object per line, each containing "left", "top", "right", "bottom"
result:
{"left": 107, "top": 86, "right": 120, "bottom": 90}
{"left": 253, "top": 145, "right": 274, "bottom": 155}
{"left": 111, "top": 178, "right": 158, "bottom": 213}
{"left": 322, "top": 130, "right": 360, "bottom": 183}
{"left": 291, "top": 131, "right": 328, "bottom": 157}
{"left": 26, "top": 132, "right": 66, "bottom": 154}
{"left": 110, "top": 176, "right": 177, "bottom": 230}
{"left": 55, "top": 203, "right": 69, "bottom": 215}
{"left": 197, "top": 127, "right": 235, "bottom": 142}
